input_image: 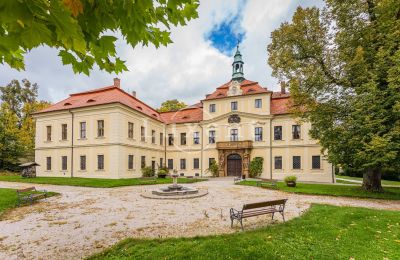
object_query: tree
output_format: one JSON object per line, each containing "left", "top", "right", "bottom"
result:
{"left": 207, "top": 160, "right": 219, "bottom": 177}
{"left": 268, "top": 0, "right": 400, "bottom": 192}
{"left": 0, "top": 0, "right": 199, "bottom": 75}
{"left": 158, "top": 99, "right": 187, "bottom": 112}
{"left": 249, "top": 157, "right": 263, "bottom": 178}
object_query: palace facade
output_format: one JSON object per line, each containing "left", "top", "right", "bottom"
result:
{"left": 34, "top": 48, "right": 334, "bottom": 182}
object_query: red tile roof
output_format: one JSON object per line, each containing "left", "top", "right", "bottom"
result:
{"left": 204, "top": 80, "right": 271, "bottom": 100}
{"left": 271, "top": 93, "right": 292, "bottom": 115}
{"left": 160, "top": 106, "right": 203, "bottom": 124}
{"left": 36, "top": 85, "right": 163, "bottom": 121}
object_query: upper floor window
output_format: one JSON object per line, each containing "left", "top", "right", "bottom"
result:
{"left": 160, "top": 133, "right": 164, "bottom": 146}
{"left": 141, "top": 126, "right": 145, "bottom": 142}
{"left": 292, "top": 125, "right": 301, "bottom": 139}
{"left": 61, "top": 124, "right": 67, "bottom": 140}
{"left": 46, "top": 157, "right": 51, "bottom": 170}
{"left": 231, "top": 101, "right": 238, "bottom": 111}
{"left": 80, "top": 155, "right": 86, "bottom": 171}
{"left": 274, "top": 156, "right": 282, "bottom": 169}
{"left": 97, "top": 155, "right": 104, "bottom": 170}
{"left": 193, "top": 158, "right": 199, "bottom": 169}
{"left": 255, "top": 99, "right": 262, "bottom": 108}
{"left": 80, "top": 122, "right": 86, "bottom": 139}
{"left": 141, "top": 156, "right": 146, "bottom": 168}
{"left": 180, "top": 159, "right": 186, "bottom": 169}
{"left": 209, "top": 104, "right": 216, "bottom": 113}
{"left": 97, "top": 120, "right": 104, "bottom": 137}
{"left": 46, "top": 126, "right": 52, "bottom": 141}
{"left": 180, "top": 133, "right": 186, "bottom": 145}
{"left": 293, "top": 156, "right": 301, "bottom": 169}
{"left": 274, "top": 126, "right": 282, "bottom": 140}
{"left": 128, "top": 155, "right": 134, "bottom": 170}
{"left": 152, "top": 130, "right": 156, "bottom": 144}
{"left": 312, "top": 155, "right": 321, "bottom": 169}
{"left": 230, "top": 129, "right": 238, "bottom": 141}
{"left": 167, "top": 159, "right": 173, "bottom": 169}
{"left": 168, "top": 134, "right": 174, "bottom": 146}
{"left": 255, "top": 127, "right": 263, "bottom": 141}
{"left": 193, "top": 132, "right": 200, "bottom": 144}
{"left": 209, "top": 130, "right": 216, "bottom": 144}
{"left": 61, "top": 156, "right": 67, "bottom": 170}
{"left": 128, "top": 122, "right": 134, "bottom": 139}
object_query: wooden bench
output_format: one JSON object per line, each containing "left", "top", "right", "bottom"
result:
{"left": 256, "top": 178, "right": 278, "bottom": 188}
{"left": 16, "top": 187, "right": 47, "bottom": 206}
{"left": 230, "top": 199, "right": 288, "bottom": 230}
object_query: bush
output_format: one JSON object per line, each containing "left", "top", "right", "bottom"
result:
{"left": 249, "top": 157, "right": 264, "bottom": 178}
{"left": 207, "top": 160, "right": 219, "bottom": 177}
{"left": 157, "top": 167, "right": 169, "bottom": 178}
{"left": 284, "top": 175, "right": 297, "bottom": 183}
{"left": 141, "top": 166, "right": 154, "bottom": 177}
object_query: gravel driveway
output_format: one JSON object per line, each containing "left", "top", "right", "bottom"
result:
{"left": 1, "top": 178, "right": 399, "bottom": 260}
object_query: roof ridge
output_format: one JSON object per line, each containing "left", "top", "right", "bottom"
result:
{"left": 70, "top": 85, "right": 115, "bottom": 96}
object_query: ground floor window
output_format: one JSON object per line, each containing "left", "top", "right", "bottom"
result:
{"left": 312, "top": 155, "right": 321, "bottom": 169}
{"left": 180, "top": 159, "right": 186, "bottom": 169}
{"left": 61, "top": 156, "right": 67, "bottom": 171}
{"left": 209, "top": 158, "right": 215, "bottom": 168}
{"left": 97, "top": 155, "right": 104, "bottom": 170}
{"left": 80, "top": 155, "right": 86, "bottom": 171}
{"left": 46, "top": 157, "right": 51, "bottom": 171}
{"left": 141, "top": 156, "right": 146, "bottom": 168}
{"left": 128, "top": 155, "right": 134, "bottom": 170}
{"left": 160, "top": 158, "right": 163, "bottom": 168}
{"left": 293, "top": 156, "right": 301, "bottom": 169}
{"left": 193, "top": 158, "right": 199, "bottom": 169}
{"left": 274, "top": 156, "right": 282, "bottom": 169}
{"left": 168, "top": 159, "right": 173, "bottom": 169}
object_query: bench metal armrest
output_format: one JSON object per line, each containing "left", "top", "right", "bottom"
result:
{"left": 230, "top": 208, "right": 242, "bottom": 219}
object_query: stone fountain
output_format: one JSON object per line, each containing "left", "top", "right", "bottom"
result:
{"left": 141, "top": 174, "right": 208, "bottom": 199}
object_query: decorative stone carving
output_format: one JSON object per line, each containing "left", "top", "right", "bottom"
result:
{"left": 242, "top": 153, "right": 249, "bottom": 171}
{"left": 228, "top": 114, "right": 241, "bottom": 124}
{"left": 227, "top": 80, "right": 242, "bottom": 96}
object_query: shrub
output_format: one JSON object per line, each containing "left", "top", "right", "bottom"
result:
{"left": 157, "top": 167, "right": 169, "bottom": 178}
{"left": 141, "top": 166, "right": 154, "bottom": 177}
{"left": 284, "top": 175, "right": 297, "bottom": 183}
{"left": 249, "top": 157, "right": 264, "bottom": 178}
{"left": 207, "top": 160, "right": 219, "bottom": 177}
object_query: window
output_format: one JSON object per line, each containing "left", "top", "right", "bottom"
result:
{"left": 141, "top": 126, "right": 145, "bottom": 142}
{"left": 61, "top": 156, "right": 67, "bottom": 170}
{"left": 80, "top": 122, "right": 86, "bottom": 139}
{"left": 80, "top": 155, "right": 86, "bottom": 171}
{"left": 180, "top": 133, "right": 186, "bottom": 145}
{"left": 209, "top": 104, "right": 216, "bottom": 113}
{"left": 209, "top": 130, "right": 216, "bottom": 144}
{"left": 255, "top": 127, "right": 263, "bottom": 141}
{"left": 274, "top": 156, "right": 282, "bottom": 169}
{"left": 255, "top": 99, "right": 262, "bottom": 108}
{"left": 97, "top": 155, "right": 104, "bottom": 170}
{"left": 97, "top": 120, "right": 104, "bottom": 137}
{"left": 61, "top": 124, "right": 67, "bottom": 140}
{"left": 312, "top": 156, "right": 321, "bottom": 169}
{"left": 160, "top": 158, "right": 163, "bottom": 168}
{"left": 141, "top": 156, "right": 146, "bottom": 168}
{"left": 292, "top": 125, "right": 301, "bottom": 139}
{"left": 193, "top": 158, "right": 199, "bottom": 169}
{"left": 293, "top": 156, "right": 301, "bottom": 169}
{"left": 46, "top": 126, "right": 52, "bottom": 141}
{"left": 168, "top": 159, "right": 173, "bottom": 169}
{"left": 46, "top": 157, "right": 51, "bottom": 170}
{"left": 209, "top": 158, "right": 215, "bottom": 168}
{"left": 128, "top": 155, "right": 134, "bottom": 170}
{"left": 274, "top": 126, "right": 282, "bottom": 140}
{"left": 160, "top": 133, "right": 163, "bottom": 145}
{"left": 231, "top": 101, "right": 238, "bottom": 111}
{"left": 168, "top": 134, "right": 174, "bottom": 146}
{"left": 180, "top": 159, "right": 186, "bottom": 169}
{"left": 193, "top": 132, "right": 200, "bottom": 144}
{"left": 152, "top": 130, "right": 156, "bottom": 144}
{"left": 230, "top": 129, "right": 238, "bottom": 141}
{"left": 128, "top": 122, "right": 134, "bottom": 138}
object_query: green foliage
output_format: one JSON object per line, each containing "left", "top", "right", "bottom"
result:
{"left": 284, "top": 175, "right": 297, "bottom": 183}
{"left": 267, "top": 1, "right": 400, "bottom": 189}
{"left": 0, "top": 0, "right": 199, "bottom": 75}
{"left": 157, "top": 167, "right": 169, "bottom": 178}
{"left": 249, "top": 157, "right": 263, "bottom": 178}
{"left": 158, "top": 99, "right": 187, "bottom": 112}
{"left": 141, "top": 166, "right": 154, "bottom": 177}
{"left": 207, "top": 160, "right": 219, "bottom": 177}
{"left": 89, "top": 205, "right": 400, "bottom": 259}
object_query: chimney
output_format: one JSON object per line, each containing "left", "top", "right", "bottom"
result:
{"left": 113, "top": 78, "right": 120, "bottom": 88}
{"left": 131, "top": 91, "right": 136, "bottom": 97}
{"left": 280, "top": 81, "right": 286, "bottom": 94}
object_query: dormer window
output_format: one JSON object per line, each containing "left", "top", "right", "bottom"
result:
{"left": 136, "top": 106, "right": 142, "bottom": 110}
{"left": 152, "top": 113, "right": 157, "bottom": 117}
{"left": 87, "top": 99, "right": 95, "bottom": 103}
{"left": 64, "top": 102, "right": 72, "bottom": 106}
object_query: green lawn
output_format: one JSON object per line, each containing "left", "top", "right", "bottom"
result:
{"left": 239, "top": 180, "right": 400, "bottom": 200}
{"left": 0, "top": 188, "right": 57, "bottom": 217}
{"left": 89, "top": 204, "right": 400, "bottom": 260}
{"left": 336, "top": 175, "right": 400, "bottom": 186}
{"left": 0, "top": 174, "right": 206, "bottom": 188}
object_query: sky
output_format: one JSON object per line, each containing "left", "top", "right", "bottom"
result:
{"left": 0, "top": 0, "right": 323, "bottom": 109}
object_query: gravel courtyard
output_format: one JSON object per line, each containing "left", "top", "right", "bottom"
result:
{"left": 1, "top": 178, "right": 399, "bottom": 260}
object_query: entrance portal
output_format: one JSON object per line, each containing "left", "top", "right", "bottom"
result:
{"left": 227, "top": 154, "right": 242, "bottom": 177}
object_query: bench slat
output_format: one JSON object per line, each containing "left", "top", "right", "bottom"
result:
{"left": 17, "top": 187, "right": 36, "bottom": 193}
{"left": 243, "top": 199, "right": 287, "bottom": 210}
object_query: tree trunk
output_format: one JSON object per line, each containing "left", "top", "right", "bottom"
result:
{"left": 362, "top": 168, "right": 384, "bottom": 192}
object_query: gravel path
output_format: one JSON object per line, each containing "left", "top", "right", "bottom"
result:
{"left": 1, "top": 179, "right": 399, "bottom": 260}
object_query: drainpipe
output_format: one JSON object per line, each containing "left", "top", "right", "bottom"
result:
{"left": 200, "top": 124, "right": 204, "bottom": 178}
{"left": 68, "top": 109, "right": 74, "bottom": 178}
{"left": 269, "top": 118, "right": 273, "bottom": 179}
{"left": 164, "top": 124, "right": 167, "bottom": 168}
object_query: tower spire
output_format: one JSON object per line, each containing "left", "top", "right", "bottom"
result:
{"left": 232, "top": 42, "right": 244, "bottom": 82}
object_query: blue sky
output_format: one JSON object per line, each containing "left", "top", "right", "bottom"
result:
{"left": 0, "top": 0, "right": 323, "bottom": 108}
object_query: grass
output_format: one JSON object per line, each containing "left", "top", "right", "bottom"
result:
{"left": 0, "top": 188, "right": 57, "bottom": 217}
{"left": 239, "top": 180, "right": 400, "bottom": 200}
{"left": 0, "top": 173, "right": 206, "bottom": 188}
{"left": 335, "top": 175, "right": 400, "bottom": 186}
{"left": 89, "top": 204, "right": 400, "bottom": 260}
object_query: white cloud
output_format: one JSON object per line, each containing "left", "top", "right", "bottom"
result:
{"left": 0, "top": 0, "right": 323, "bottom": 108}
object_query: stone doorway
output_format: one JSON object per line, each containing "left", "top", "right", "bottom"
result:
{"left": 226, "top": 154, "right": 242, "bottom": 177}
